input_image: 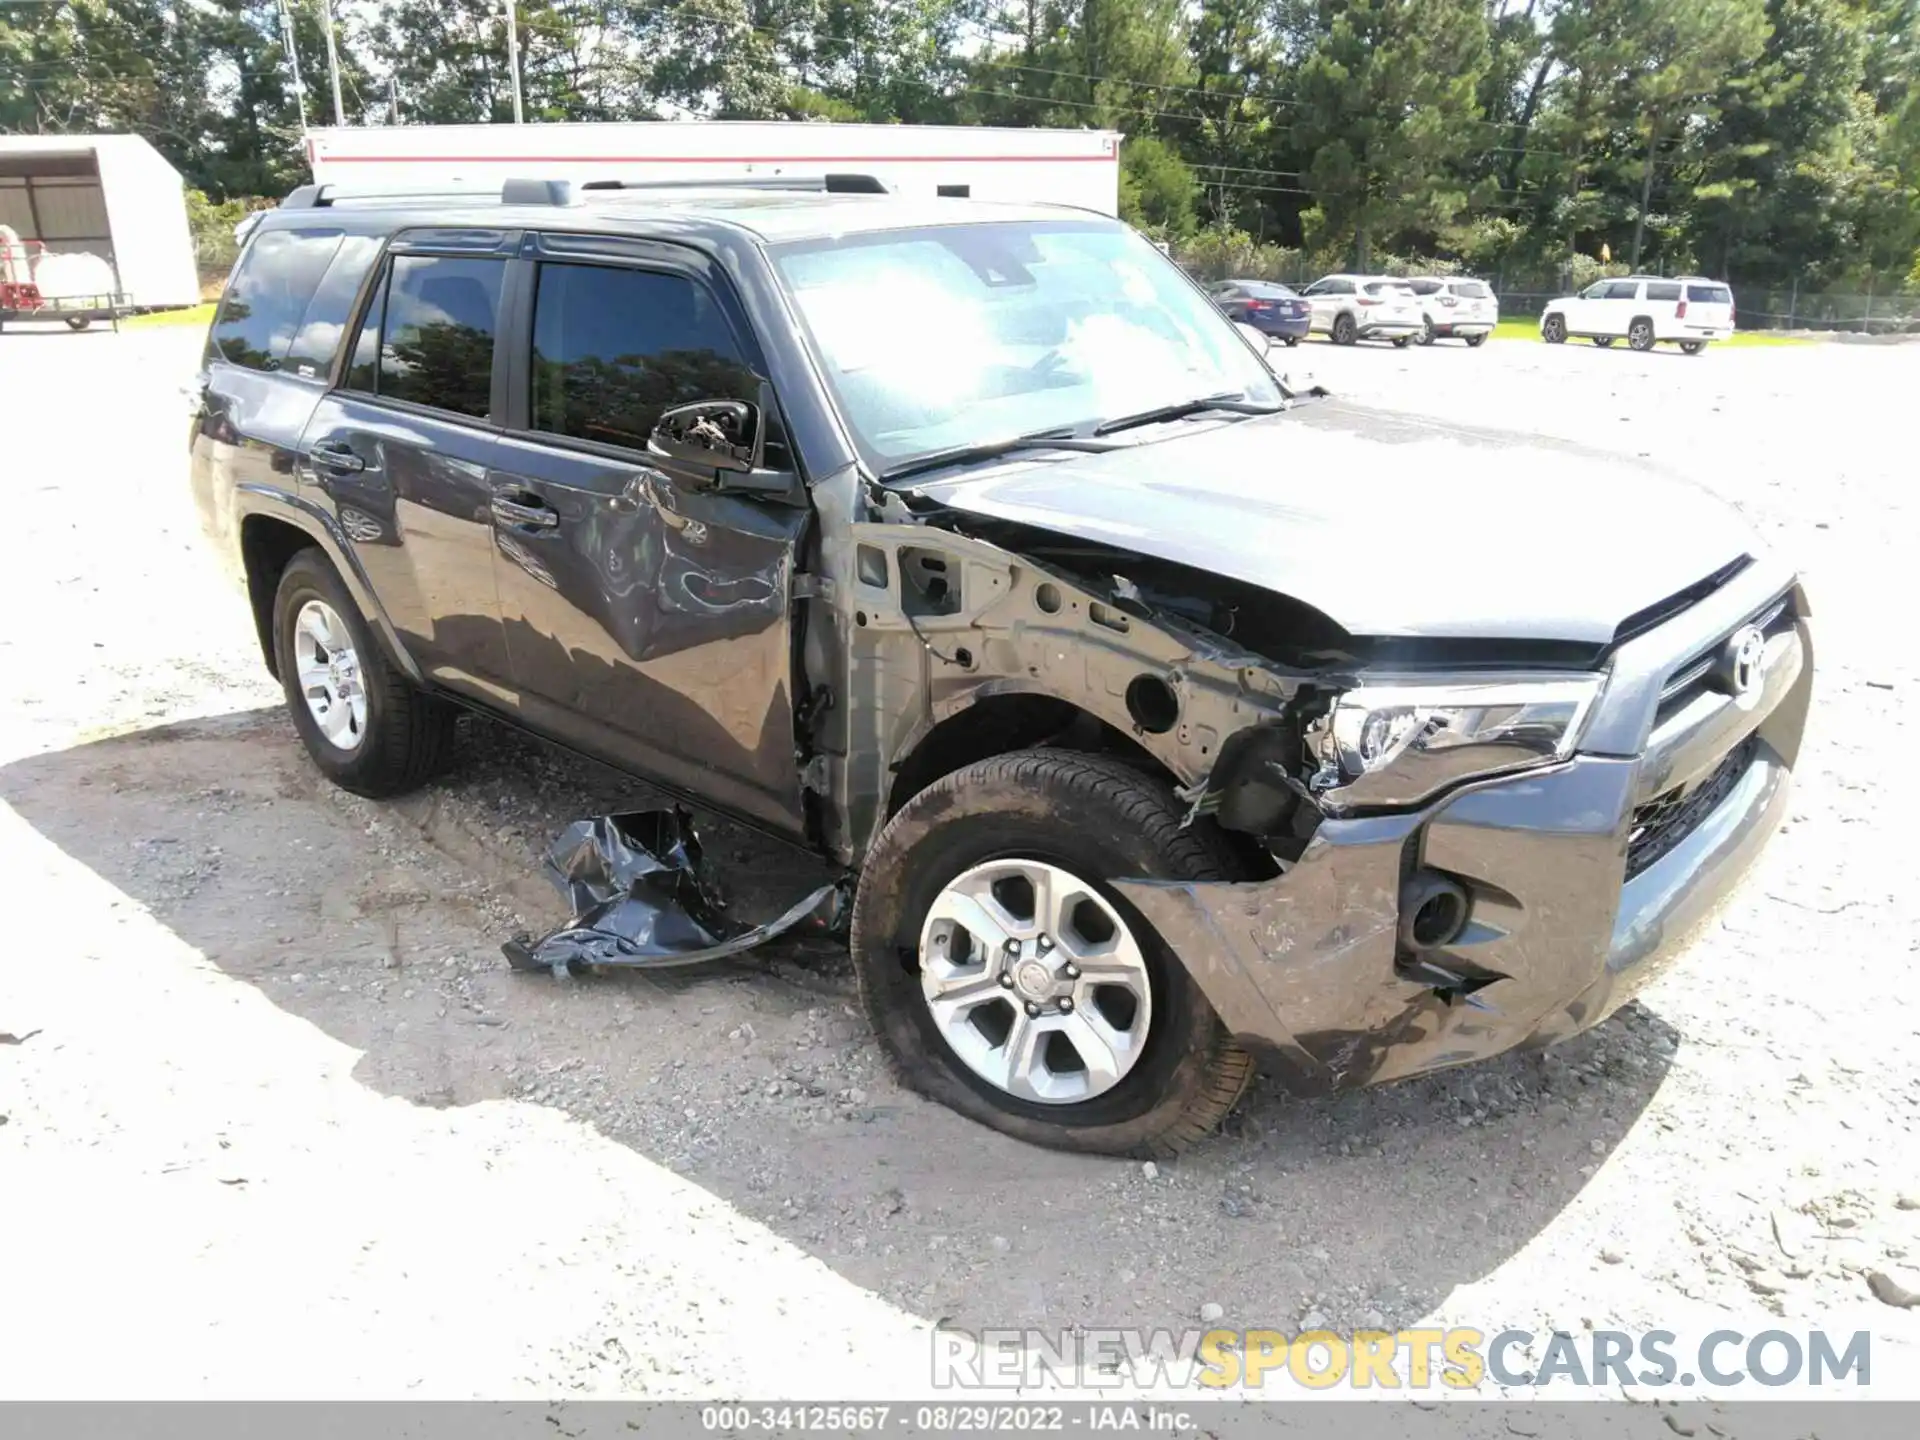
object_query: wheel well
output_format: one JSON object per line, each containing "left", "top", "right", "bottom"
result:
{"left": 885, "top": 694, "right": 1173, "bottom": 821}
{"left": 240, "top": 515, "right": 318, "bottom": 677}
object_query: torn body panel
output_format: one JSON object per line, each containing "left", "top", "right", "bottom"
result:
{"left": 800, "top": 467, "right": 1319, "bottom": 866}
{"left": 504, "top": 810, "right": 840, "bottom": 975}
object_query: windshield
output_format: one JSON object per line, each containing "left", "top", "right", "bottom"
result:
{"left": 770, "top": 221, "right": 1281, "bottom": 472}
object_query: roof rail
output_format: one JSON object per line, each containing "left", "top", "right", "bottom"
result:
{"left": 280, "top": 181, "right": 502, "bottom": 210}
{"left": 505, "top": 173, "right": 890, "bottom": 205}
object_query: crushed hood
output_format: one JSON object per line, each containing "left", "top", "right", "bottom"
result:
{"left": 905, "top": 399, "right": 1761, "bottom": 646}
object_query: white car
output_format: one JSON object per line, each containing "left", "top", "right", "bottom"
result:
{"left": 1540, "top": 275, "right": 1736, "bottom": 354}
{"left": 1402, "top": 276, "right": 1498, "bottom": 347}
{"left": 1299, "top": 273, "right": 1424, "bottom": 346}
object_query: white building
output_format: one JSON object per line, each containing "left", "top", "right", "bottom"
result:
{"left": 0, "top": 134, "right": 200, "bottom": 309}
{"left": 304, "top": 121, "right": 1123, "bottom": 215}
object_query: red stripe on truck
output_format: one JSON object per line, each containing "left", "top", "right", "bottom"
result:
{"left": 316, "top": 152, "right": 1119, "bottom": 165}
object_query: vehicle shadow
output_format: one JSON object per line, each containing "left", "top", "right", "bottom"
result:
{"left": 1, "top": 709, "right": 1680, "bottom": 1336}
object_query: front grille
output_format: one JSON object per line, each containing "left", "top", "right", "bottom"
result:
{"left": 1654, "top": 594, "right": 1795, "bottom": 722}
{"left": 1625, "top": 735, "right": 1758, "bottom": 880}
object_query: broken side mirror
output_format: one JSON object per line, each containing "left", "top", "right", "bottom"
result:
{"left": 650, "top": 399, "right": 760, "bottom": 476}
{"left": 648, "top": 398, "right": 801, "bottom": 500}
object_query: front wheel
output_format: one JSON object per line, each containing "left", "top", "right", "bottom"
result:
{"left": 1594, "top": 336, "right": 1616, "bottom": 348}
{"left": 1464, "top": 332, "right": 1487, "bottom": 348}
{"left": 1391, "top": 335, "right": 1413, "bottom": 348}
{"left": 1419, "top": 318, "right": 1437, "bottom": 346}
{"left": 272, "top": 550, "right": 457, "bottom": 798}
{"left": 1542, "top": 314, "right": 1567, "bottom": 344}
{"left": 850, "top": 751, "right": 1254, "bottom": 1157}
{"left": 1331, "top": 312, "right": 1358, "bottom": 346}
{"left": 1680, "top": 341, "right": 1706, "bottom": 355}
{"left": 1283, "top": 335, "right": 1301, "bottom": 347}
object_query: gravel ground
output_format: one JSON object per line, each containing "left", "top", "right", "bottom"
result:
{"left": 0, "top": 325, "right": 1915, "bottom": 1401}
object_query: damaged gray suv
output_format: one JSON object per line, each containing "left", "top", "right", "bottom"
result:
{"left": 191, "top": 177, "right": 1812, "bottom": 1157}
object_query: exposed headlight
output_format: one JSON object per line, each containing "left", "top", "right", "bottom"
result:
{"left": 1305, "top": 674, "right": 1604, "bottom": 812}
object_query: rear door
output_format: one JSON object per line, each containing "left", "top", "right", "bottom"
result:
{"left": 298, "top": 232, "right": 517, "bottom": 696}
{"left": 1450, "top": 279, "right": 1497, "bottom": 327}
{"left": 1596, "top": 279, "right": 1643, "bottom": 336}
{"left": 1682, "top": 281, "right": 1735, "bottom": 335}
{"left": 486, "top": 233, "right": 812, "bottom": 838}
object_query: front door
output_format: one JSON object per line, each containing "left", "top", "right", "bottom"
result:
{"left": 488, "top": 244, "right": 811, "bottom": 838}
{"left": 299, "top": 242, "right": 517, "bottom": 696}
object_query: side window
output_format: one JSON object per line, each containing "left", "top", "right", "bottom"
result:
{"left": 210, "top": 228, "right": 344, "bottom": 372}
{"left": 1328, "top": 279, "right": 1354, "bottom": 295}
{"left": 528, "top": 262, "right": 759, "bottom": 451}
{"left": 1581, "top": 282, "right": 1611, "bottom": 300}
{"left": 284, "top": 233, "right": 385, "bottom": 380}
{"left": 344, "top": 271, "right": 385, "bottom": 394}
{"left": 1645, "top": 281, "right": 1681, "bottom": 302}
{"left": 1604, "top": 280, "right": 1642, "bottom": 301}
{"left": 371, "top": 254, "right": 506, "bottom": 419}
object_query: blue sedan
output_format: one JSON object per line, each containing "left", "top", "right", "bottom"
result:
{"left": 1206, "top": 279, "right": 1312, "bottom": 345}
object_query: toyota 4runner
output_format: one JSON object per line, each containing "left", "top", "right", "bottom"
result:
{"left": 190, "top": 178, "right": 1812, "bottom": 1156}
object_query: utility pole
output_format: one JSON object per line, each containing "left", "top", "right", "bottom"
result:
{"left": 503, "top": 0, "right": 525, "bottom": 124}
{"left": 389, "top": 73, "right": 401, "bottom": 126}
{"left": 321, "top": 0, "right": 346, "bottom": 126}
{"left": 276, "top": 0, "right": 310, "bottom": 138}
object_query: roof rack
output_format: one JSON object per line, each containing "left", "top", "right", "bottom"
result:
{"left": 280, "top": 173, "right": 891, "bottom": 211}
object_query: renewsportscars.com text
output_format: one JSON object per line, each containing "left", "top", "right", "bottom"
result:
{"left": 933, "top": 1327, "right": 1872, "bottom": 1391}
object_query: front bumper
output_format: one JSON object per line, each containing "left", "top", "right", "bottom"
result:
{"left": 1117, "top": 562, "right": 1812, "bottom": 1093}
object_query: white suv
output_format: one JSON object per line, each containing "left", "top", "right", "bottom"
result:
{"left": 1540, "top": 276, "right": 1736, "bottom": 354}
{"left": 1403, "top": 276, "right": 1498, "bottom": 346}
{"left": 1299, "top": 274, "right": 1424, "bottom": 346}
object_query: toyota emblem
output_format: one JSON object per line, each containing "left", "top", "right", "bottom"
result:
{"left": 1725, "top": 625, "right": 1767, "bottom": 696}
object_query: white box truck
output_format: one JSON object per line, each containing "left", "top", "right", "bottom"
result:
{"left": 0, "top": 133, "right": 200, "bottom": 323}
{"left": 304, "top": 121, "right": 1122, "bottom": 215}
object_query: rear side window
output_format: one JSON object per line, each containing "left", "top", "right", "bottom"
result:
{"left": 210, "top": 228, "right": 343, "bottom": 372}
{"left": 1646, "top": 281, "right": 1682, "bottom": 302}
{"left": 283, "top": 233, "right": 384, "bottom": 380}
{"left": 1688, "top": 283, "right": 1732, "bottom": 304}
{"left": 1364, "top": 281, "right": 1415, "bottom": 296}
{"left": 1407, "top": 278, "right": 1443, "bottom": 295}
{"left": 1453, "top": 280, "right": 1492, "bottom": 299}
{"left": 346, "top": 254, "right": 506, "bottom": 419}
{"left": 528, "top": 263, "right": 758, "bottom": 450}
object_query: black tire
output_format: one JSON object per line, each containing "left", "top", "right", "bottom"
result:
{"left": 272, "top": 549, "right": 456, "bottom": 798}
{"left": 1628, "top": 317, "right": 1656, "bottom": 352}
{"left": 1283, "top": 335, "right": 1300, "bottom": 347}
{"left": 1679, "top": 340, "right": 1706, "bottom": 355}
{"left": 1594, "top": 336, "right": 1616, "bottom": 348}
{"left": 1542, "top": 314, "right": 1567, "bottom": 344}
{"left": 1331, "top": 312, "right": 1358, "bottom": 346}
{"left": 66, "top": 315, "right": 91, "bottom": 332}
{"left": 850, "top": 750, "right": 1255, "bottom": 1157}
{"left": 1418, "top": 318, "right": 1437, "bottom": 346}
{"left": 1391, "top": 335, "right": 1412, "bottom": 348}
{"left": 1464, "top": 332, "right": 1487, "bottom": 348}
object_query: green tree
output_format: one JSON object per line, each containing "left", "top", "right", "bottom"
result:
{"left": 1118, "top": 132, "right": 1198, "bottom": 237}
{"left": 1289, "top": 0, "right": 1492, "bottom": 270}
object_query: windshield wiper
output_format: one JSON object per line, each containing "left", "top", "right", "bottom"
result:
{"left": 879, "top": 429, "right": 1118, "bottom": 484}
{"left": 1092, "top": 392, "right": 1284, "bottom": 437}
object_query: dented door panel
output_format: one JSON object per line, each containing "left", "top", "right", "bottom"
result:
{"left": 489, "top": 433, "right": 811, "bottom": 839}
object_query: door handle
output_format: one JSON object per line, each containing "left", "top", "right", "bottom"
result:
{"left": 491, "top": 494, "right": 559, "bottom": 530}
{"left": 310, "top": 442, "right": 365, "bottom": 474}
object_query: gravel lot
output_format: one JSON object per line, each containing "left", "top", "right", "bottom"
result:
{"left": 1, "top": 324, "right": 1916, "bottom": 1401}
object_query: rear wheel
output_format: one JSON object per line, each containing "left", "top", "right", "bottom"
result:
{"left": 1594, "top": 336, "right": 1616, "bottom": 348}
{"left": 65, "top": 315, "right": 90, "bottom": 332}
{"left": 1283, "top": 335, "right": 1300, "bottom": 347}
{"left": 1419, "top": 318, "right": 1437, "bottom": 346}
{"left": 1391, "top": 334, "right": 1412, "bottom": 348}
{"left": 272, "top": 550, "right": 457, "bottom": 798}
{"left": 1464, "top": 332, "right": 1487, "bottom": 348}
{"left": 1628, "top": 317, "right": 1656, "bottom": 352}
{"left": 1542, "top": 314, "right": 1567, "bottom": 344}
{"left": 1331, "top": 312, "right": 1358, "bottom": 346}
{"left": 850, "top": 750, "right": 1254, "bottom": 1157}
{"left": 1679, "top": 340, "right": 1706, "bottom": 355}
